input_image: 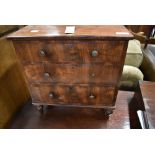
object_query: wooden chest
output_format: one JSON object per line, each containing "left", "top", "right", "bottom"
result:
{"left": 7, "top": 25, "right": 133, "bottom": 115}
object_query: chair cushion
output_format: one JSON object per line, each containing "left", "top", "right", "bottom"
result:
{"left": 125, "top": 39, "right": 143, "bottom": 68}
{"left": 119, "top": 65, "right": 144, "bottom": 90}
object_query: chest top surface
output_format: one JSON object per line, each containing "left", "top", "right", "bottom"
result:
{"left": 7, "top": 25, "right": 133, "bottom": 40}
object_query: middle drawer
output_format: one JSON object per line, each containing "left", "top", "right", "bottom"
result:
{"left": 24, "top": 62, "right": 120, "bottom": 84}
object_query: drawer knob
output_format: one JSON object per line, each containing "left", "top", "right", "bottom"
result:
{"left": 40, "top": 50, "right": 46, "bottom": 56}
{"left": 44, "top": 72, "right": 50, "bottom": 78}
{"left": 91, "top": 73, "right": 95, "bottom": 77}
{"left": 89, "top": 94, "right": 95, "bottom": 99}
{"left": 68, "top": 86, "right": 73, "bottom": 91}
{"left": 91, "top": 50, "right": 98, "bottom": 57}
{"left": 49, "top": 93, "right": 54, "bottom": 98}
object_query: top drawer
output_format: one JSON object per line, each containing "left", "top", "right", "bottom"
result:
{"left": 13, "top": 40, "right": 126, "bottom": 64}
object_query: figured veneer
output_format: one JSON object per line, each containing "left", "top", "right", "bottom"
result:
{"left": 7, "top": 25, "right": 133, "bottom": 115}
{"left": 24, "top": 63, "right": 120, "bottom": 84}
{"left": 31, "top": 84, "right": 115, "bottom": 107}
{"left": 13, "top": 41, "right": 126, "bottom": 64}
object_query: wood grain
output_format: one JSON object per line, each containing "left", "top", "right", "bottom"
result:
{"left": 13, "top": 40, "right": 126, "bottom": 64}
{"left": 8, "top": 25, "right": 133, "bottom": 113}
{"left": 31, "top": 84, "right": 116, "bottom": 107}
{"left": 7, "top": 25, "right": 133, "bottom": 40}
{"left": 24, "top": 63, "right": 120, "bottom": 85}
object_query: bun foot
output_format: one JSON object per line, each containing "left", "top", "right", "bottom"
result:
{"left": 104, "top": 108, "right": 114, "bottom": 117}
{"left": 36, "top": 105, "right": 43, "bottom": 113}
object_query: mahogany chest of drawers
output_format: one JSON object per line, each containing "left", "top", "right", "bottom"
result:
{"left": 7, "top": 25, "right": 133, "bottom": 115}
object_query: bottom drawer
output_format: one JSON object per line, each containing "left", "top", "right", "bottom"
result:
{"left": 30, "top": 84, "right": 116, "bottom": 107}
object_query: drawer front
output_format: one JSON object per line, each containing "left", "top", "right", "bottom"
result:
{"left": 13, "top": 40, "right": 125, "bottom": 64}
{"left": 30, "top": 84, "right": 116, "bottom": 107}
{"left": 24, "top": 63, "right": 120, "bottom": 84}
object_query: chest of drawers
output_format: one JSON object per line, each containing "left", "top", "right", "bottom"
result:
{"left": 7, "top": 25, "right": 133, "bottom": 115}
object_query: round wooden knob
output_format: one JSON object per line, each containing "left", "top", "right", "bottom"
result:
{"left": 49, "top": 93, "right": 54, "bottom": 98}
{"left": 91, "top": 50, "right": 98, "bottom": 57}
{"left": 40, "top": 50, "right": 46, "bottom": 56}
{"left": 68, "top": 86, "right": 73, "bottom": 91}
{"left": 89, "top": 94, "right": 95, "bottom": 99}
{"left": 44, "top": 72, "right": 50, "bottom": 78}
{"left": 91, "top": 73, "right": 95, "bottom": 77}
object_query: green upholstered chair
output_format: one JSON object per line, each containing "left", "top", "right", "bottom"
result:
{"left": 119, "top": 39, "right": 144, "bottom": 90}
